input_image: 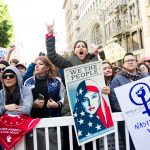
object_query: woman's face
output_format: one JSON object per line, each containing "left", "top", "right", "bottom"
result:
{"left": 17, "top": 66, "right": 26, "bottom": 76}
{"left": 0, "top": 64, "right": 7, "bottom": 78}
{"left": 139, "top": 64, "right": 149, "bottom": 74}
{"left": 35, "top": 59, "right": 48, "bottom": 76}
{"left": 103, "top": 63, "right": 113, "bottom": 78}
{"left": 2, "top": 73, "right": 17, "bottom": 88}
{"left": 74, "top": 42, "right": 88, "bottom": 61}
{"left": 81, "top": 91, "right": 101, "bottom": 114}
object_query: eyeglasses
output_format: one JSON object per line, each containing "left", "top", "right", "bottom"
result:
{"left": 140, "top": 66, "right": 148, "bottom": 71}
{"left": 2, "top": 74, "right": 16, "bottom": 79}
{"left": 0, "top": 68, "right": 6, "bottom": 72}
{"left": 144, "top": 60, "right": 150, "bottom": 63}
{"left": 124, "top": 59, "right": 136, "bottom": 63}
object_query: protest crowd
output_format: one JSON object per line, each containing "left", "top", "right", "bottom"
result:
{"left": 0, "top": 23, "right": 150, "bottom": 150}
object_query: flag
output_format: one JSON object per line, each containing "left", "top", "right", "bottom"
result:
{"left": 0, "top": 114, "right": 40, "bottom": 150}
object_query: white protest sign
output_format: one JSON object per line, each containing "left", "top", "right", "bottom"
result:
{"left": 64, "top": 61, "right": 115, "bottom": 145}
{"left": 103, "top": 42, "right": 125, "bottom": 63}
{"left": 114, "top": 76, "right": 150, "bottom": 150}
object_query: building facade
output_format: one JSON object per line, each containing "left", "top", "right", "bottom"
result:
{"left": 63, "top": 0, "right": 75, "bottom": 52}
{"left": 140, "top": 0, "right": 150, "bottom": 56}
{"left": 63, "top": 0, "right": 148, "bottom": 63}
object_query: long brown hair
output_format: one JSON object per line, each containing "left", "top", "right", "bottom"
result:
{"left": 34, "top": 56, "right": 59, "bottom": 78}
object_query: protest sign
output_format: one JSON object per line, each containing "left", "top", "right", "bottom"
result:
{"left": 64, "top": 61, "right": 115, "bottom": 145}
{"left": 103, "top": 42, "right": 125, "bottom": 63}
{"left": 115, "top": 76, "right": 150, "bottom": 150}
{"left": 0, "top": 47, "right": 7, "bottom": 60}
{"left": 0, "top": 114, "right": 40, "bottom": 150}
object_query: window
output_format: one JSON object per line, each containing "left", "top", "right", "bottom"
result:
{"left": 139, "top": 29, "right": 144, "bottom": 49}
{"left": 126, "top": 34, "right": 131, "bottom": 51}
{"left": 132, "top": 31, "right": 139, "bottom": 50}
{"left": 92, "top": 24, "right": 102, "bottom": 45}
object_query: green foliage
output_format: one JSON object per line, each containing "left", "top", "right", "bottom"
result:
{"left": 0, "top": 0, "right": 14, "bottom": 48}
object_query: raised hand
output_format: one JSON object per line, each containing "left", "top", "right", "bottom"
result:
{"left": 91, "top": 44, "right": 101, "bottom": 54}
{"left": 45, "top": 20, "right": 54, "bottom": 35}
{"left": 5, "top": 44, "right": 16, "bottom": 62}
{"left": 9, "top": 44, "right": 16, "bottom": 53}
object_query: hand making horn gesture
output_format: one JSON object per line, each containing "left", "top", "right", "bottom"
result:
{"left": 45, "top": 20, "right": 54, "bottom": 35}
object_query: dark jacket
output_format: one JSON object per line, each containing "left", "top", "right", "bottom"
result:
{"left": 23, "top": 62, "right": 35, "bottom": 83}
{"left": 46, "top": 35, "right": 98, "bottom": 69}
{"left": 24, "top": 76, "right": 65, "bottom": 118}
{"left": 110, "top": 73, "right": 148, "bottom": 112}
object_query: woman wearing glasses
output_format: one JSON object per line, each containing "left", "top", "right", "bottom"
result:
{"left": 0, "top": 66, "right": 33, "bottom": 115}
{"left": 138, "top": 63, "right": 150, "bottom": 75}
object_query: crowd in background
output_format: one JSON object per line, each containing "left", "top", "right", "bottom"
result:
{"left": 0, "top": 23, "right": 150, "bottom": 150}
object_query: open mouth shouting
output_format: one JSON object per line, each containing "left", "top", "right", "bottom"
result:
{"left": 79, "top": 51, "right": 84, "bottom": 55}
{"left": 75, "top": 49, "right": 88, "bottom": 61}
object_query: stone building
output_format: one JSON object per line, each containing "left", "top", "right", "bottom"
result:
{"left": 140, "top": 0, "right": 150, "bottom": 56}
{"left": 63, "top": 0, "right": 75, "bottom": 53}
{"left": 63, "top": 0, "right": 147, "bottom": 63}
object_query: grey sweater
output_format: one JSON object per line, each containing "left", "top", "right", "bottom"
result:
{"left": 0, "top": 66, "right": 33, "bottom": 115}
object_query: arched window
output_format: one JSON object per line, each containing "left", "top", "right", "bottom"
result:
{"left": 92, "top": 24, "right": 102, "bottom": 45}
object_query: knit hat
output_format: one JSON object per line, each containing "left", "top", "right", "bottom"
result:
{"left": 140, "top": 55, "right": 150, "bottom": 63}
{"left": 0, "top": 60, "right": 9, "bottom": 67}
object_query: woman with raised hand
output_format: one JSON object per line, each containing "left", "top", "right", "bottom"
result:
{"left": 45, "top": 23, "right": 98, "bottom": 69}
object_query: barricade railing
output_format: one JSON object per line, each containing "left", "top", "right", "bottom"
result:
{"left": 15, "top": 112, "right": 130, "bottom": 150}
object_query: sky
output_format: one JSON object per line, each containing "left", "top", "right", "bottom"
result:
{"left": 3, "top": 0, "right": 66, "bottom": 64}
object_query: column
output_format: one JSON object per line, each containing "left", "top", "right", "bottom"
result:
{"left": 135, "top": 0, "right": 139, "bottom": 22}
{"left": 130, "top": 33, "right": 133, "bottom": 51}
{"left": 137, "top": 29, "right": 142, "bottom": 49}
{"left": 127, "top": 5, "right": 131, "bottom": 25}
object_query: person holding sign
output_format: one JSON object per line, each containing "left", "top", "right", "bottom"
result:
{"left": 45, "top": 22, "right": 110, "bottom": 109}
{"left": 74, "top": 79, "right": 114, "bottom": 140}
{"left": 102, "top": 61, "right": 114, "bottom": 86}
{"left": 110, "top": 52, "right": 148, "bottom": 112}
{"left": 45, "top": 23, "right": 98, "bottom": 68}
{"left": 45, "top": 22, "right": 111, "bottom": 150}
{"left": 110, "top": 52, "right": 148, "bottom": 150}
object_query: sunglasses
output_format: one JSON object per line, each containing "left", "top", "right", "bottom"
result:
{"left": 0, "top": 68, "right": 6, "bottom": 72}
{"left": 144, "top": 60, "right": 150, "bottom": 63}
{"left": 2, "top": 74, "right": 16, "bottom": 79}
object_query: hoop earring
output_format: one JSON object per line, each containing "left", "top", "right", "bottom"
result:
{"left": 47, "top": 70, "right": 49, "bottom": 75}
